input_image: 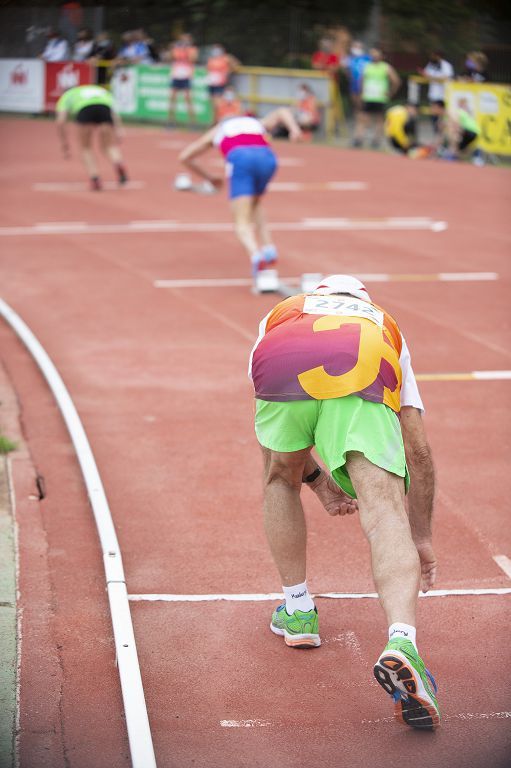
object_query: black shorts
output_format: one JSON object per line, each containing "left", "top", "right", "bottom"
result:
{"left": 208, "top": 85, "right": 225, "bottom": 96}
{"left": 458, "top": 129, "right": 478, "bottom": 151}
{"left": 389, "top": 137, "right": 408, "bottom": 154}
{"left": 75, "top": 104, "right": 113, "bottom": 124}
{"left": 362, "top": 101, "right": 386, "bottom": 114}
{"left": 171, "top": 78, "right": 191, "bottom": 91}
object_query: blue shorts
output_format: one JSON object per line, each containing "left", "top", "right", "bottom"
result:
{"left": 226, "top": 146, "right": 277, "bottom": 199}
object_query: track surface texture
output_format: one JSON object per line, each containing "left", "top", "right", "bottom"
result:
{"left": 0, "top": 118, "right": 510, "bottom": 768}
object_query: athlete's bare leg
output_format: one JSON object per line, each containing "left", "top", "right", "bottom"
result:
{"left": 346, "top": 451, "right": 420, "bottom": 626}
{"left": 353, "top": 110, "right": 370, "bottom": 144}
{"left": 98, "top": 123, "right": 122, "bottom": 165}
{"left": 184, "top": 89, "right": 195, "bottom": 122}
{"left": 261, "top": 446, "right": 312, "bottom": 585}
{"left": 252, "top": 198, "right": 274, "bottom": 250}
{"left": 78, "top": 124, "right": 98, "bottom": 177}
{"left": 230, "top": 195, "right": 259, "bottom": 258}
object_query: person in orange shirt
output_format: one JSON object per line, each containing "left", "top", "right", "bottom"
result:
{"left": 164, "top": 33, "right": 198, "bottom": 124}
{"left": 271, "top": 84, "right": 321, "bottom": 139}
{"left": 214, "top": 86, "right": 243, "bottom": 121}
{"left": 206, "top": 44, "right": 241, "bottom": 120}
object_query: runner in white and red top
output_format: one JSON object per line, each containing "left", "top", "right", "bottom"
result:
{"left": 178, "top": 108, "right": 302, "bottom": 291}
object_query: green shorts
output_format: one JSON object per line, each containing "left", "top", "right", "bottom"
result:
{"left": 255, "top": 395, "right": 409, "bottom": 498}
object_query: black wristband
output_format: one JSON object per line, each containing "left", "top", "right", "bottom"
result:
{"left": 303, "top": 466, "right": 321, "bottom": 484}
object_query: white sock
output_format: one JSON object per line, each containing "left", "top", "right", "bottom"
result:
{"left": 283, "top": 581, "right": 315, "bottom": 615}
{"left": 389, "top": 622, "right": 417, "bottom": 650}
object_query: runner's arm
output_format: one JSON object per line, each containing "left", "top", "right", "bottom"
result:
{"left": 400, "top": 406, "right": 436, "bottom": 591}
{"left": 179, "top": 127, "right": 222, "bottom": 184}
{"left": 387, "top": 64, "right": 402, "bottom": 97}
{"left": 302, "top": 455, "right": 358, "bottom": 517}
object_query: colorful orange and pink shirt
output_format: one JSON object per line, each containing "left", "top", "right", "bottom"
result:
{"left": 213, "top": 116, "right": 270, "bottom": 157}
{"left": 249, "top": 293, "right": 423, "bottom": 412}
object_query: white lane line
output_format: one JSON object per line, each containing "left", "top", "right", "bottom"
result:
{"left": 362, "top": 711, "right": 511, "bottom": 725}
{"left": 416, "top": 371, "right": 511, "bottom": 382}
{"left": 0, "top": 298, "right": 156, "bottom": 768}
{"left": 32, "top": 181, "right": 145, "bottom": 191}
{"left": 269, "top": 181, "right": 368, "bottom": 191}
{"left": 494, "top": 555, "right": 511, "bottom": 579}
{"left": 153, "top": 272, "right": 498, "bottom": 289}
{"left": 0, "top": 217, "right": 448, "bottom": 237}
{"left": 128, "top": 587, "right": 511, "bottom": 603}
{"left": 220, "top": 720, "right": 272, "bottom": 728}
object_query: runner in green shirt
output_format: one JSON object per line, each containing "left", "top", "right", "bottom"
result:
{"left": 55, "top": 84, "right": 129, "bottom": 191}
{"left": 352, "top": 48, "right": 401, "bottom": 149}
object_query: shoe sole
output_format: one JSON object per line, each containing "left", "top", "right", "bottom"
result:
{"left": 270, "top": 622, "right": 321, "bottom": 648}
{"left": 373, "top": 650, "right": 440, "bottom": 730}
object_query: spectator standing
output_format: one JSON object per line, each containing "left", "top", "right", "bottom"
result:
{"left": 73, "top": 28, "right": 94, "bottom": 61}
{"left": 207, "top": 44, "right": 241, "bottom": 120}
{"left": 41, "top": 28, "right": 70, "bottom": 62}
{"left": 311, "top": 37, "right": 339, "bottom": 80}
{"left": 460, "top": 52, "right": 489, "bottom": 83}
{"left": 419, "top": 52, "right": 454, "bottom": 133}
{"left": 88, "top": 31, "right": 117, "bottom": 84}
{"left": 117, "top": 30, "right": 153, "bottom": 66}
{"left": 353, "top": 48, "right": 401, "bottom": 149}
{"left": 342, "top": 40, "right": 371, "bottom": 114}
{"left": 165, "top": 33, "right": 198, "bottom": 125}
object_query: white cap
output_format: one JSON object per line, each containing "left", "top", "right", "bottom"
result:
{"left": 311, "top": 274, "right": 371, "bottom": 301}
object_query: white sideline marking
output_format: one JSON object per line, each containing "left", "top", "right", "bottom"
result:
{"left": 269, "top": 181, "right": 368, "bottom": 191}
{"left": 0, "top": 217, "right": 447, "bottom": 237}
{"left": 220, "top": 720, "right": 272, "bottom": 728}
{"left": 128, "top": 587, "right": 511, "bottom": 603}
{"left": 32, "top": 181, "right": 145, "bottom": 192}
{"left": 494, "top": 555, "right": 511, "bottom": 579}
{"left": 362, "top": 711, "right": 511, "bottom": 725}
{"left": 416, "top": 370, "right": 511, "bottom": 382}
{"left": 153, "top": 272, "right": 498, "bottom": 289}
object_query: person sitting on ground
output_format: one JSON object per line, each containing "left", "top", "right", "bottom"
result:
{"left": 429, "top": 99, "right": 480, "bottom": 161}
{"left": 272, "top": 83, "right": 321, "bottom": 139}
{"left": 385, "top": 102, "right": 418, "bottom": 155}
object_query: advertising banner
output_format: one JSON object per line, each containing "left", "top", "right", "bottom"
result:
{"left": 446, "top": 82, "right": 511, "bottom": 156}
{"left": 0, "top": 59, "right": 45, "bottom": 113}
{"left": 112, "top": 65, "right": 213, "bottom": 125}
{"left": 45, "top": 61, "right": 93, "bottom": 111}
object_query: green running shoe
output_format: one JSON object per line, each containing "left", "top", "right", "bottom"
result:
{"left": 270, "top": 603, "right": 320, "bottom": 648}
{"left": 373, "top": 638, "right": 440, "bottom": 729}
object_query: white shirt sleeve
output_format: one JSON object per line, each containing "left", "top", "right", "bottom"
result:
{"left": 248, "top": 311, "right": 272, "bottom": 380}
{"left": 399, "top": 336, "right": 424, "bottom": 411}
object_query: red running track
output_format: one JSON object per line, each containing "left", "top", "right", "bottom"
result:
{"left": 0, "top": 118, "right": 510, "bottom": 767}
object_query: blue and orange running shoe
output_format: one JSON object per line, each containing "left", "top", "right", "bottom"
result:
{"left": 374, "top": 638, "right": 441, "bottom": 729}
{"left": 270, "top": 603, "right": 320, "bottom": 648}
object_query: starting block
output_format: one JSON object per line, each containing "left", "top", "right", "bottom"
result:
{"left": 254, "top": 269, "right": 280, "bottom": 293}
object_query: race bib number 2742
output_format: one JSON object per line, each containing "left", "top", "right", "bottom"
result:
{"left": 303, "top": 295, "right": 384, "bottom": 327}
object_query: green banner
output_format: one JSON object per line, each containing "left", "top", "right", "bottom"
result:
{"left": 112, "top": 64, "right": 213, "bottom": 125}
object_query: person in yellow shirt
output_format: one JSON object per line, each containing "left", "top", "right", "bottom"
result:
{"left": 385, "top": 103, "right": 418, "bottom": 154}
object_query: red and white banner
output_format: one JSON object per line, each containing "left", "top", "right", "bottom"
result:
{"left": 45, "top": 61, "right": 93, "bottom": 110}
{"left": 0, "top": 59, "right": 45, "bottom": 113}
